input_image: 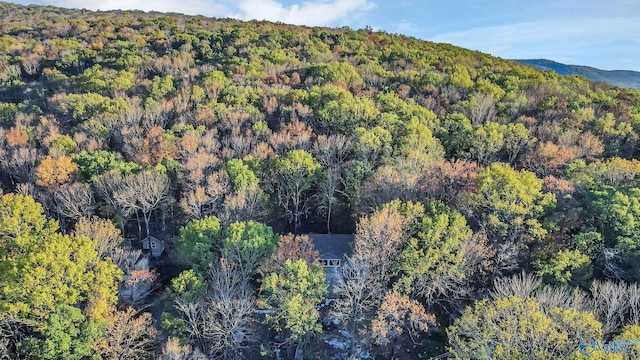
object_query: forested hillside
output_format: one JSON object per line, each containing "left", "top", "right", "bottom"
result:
{"left": 515, "top": 58, "right": 640, "bottom": 90}
{"left": 2, "top": 2, "right": 640, "bottom": 359}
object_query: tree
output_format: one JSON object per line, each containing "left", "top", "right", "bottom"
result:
{"left": 115, "top": 170, "right": 172, "bottom": 238}
{"left": 468, "top": 122, "right": 505, "bottom": 165}
{"left": 71, "top": 150, "right": 140, "bottom": 182}
{"left": 271, "top": 149, "right": 322, "bottom": 233}
{"left": 201, "top": 260, "right": 255, "bottom": 359}
{"left": 0, "top": 193, "right": 57, "bottom": 261}
{"left": 94, "top": 170, "right": 130, "bottom": 231}
{"left": 35, "top": 155, "right": 78, "bottom": 188}
{"left": 395, "top": 201, "right": 474, "bottom": 303}
{"left": 447, "top": 296, "right": 602, "bottom": 360}
{"left": 353, "top": 203, "right": 408, "bottom": 293}
{"left": 259, "top": 234, "right": 319, "bottom": 276}
{"left": 331, "top": 254, "right": 380, "bottom": 355}
{"left": 93, "top": 307, "right": 159, "bottom": 360}
{"left": 590, "top": 280, "right": 634, "bottom": 337}
{"left": 3, "top": 148, "right": 38, "bottom": 184}
{"left": 172, "top": 260, "right": 255, "bottom": 360}
{"left": 19, "top": 304, "right": 104, "bottom": 360}
{"left": 464, "top": 93, "right": 497, "bottom": 125}
{"left": 588, "top": 186, "right": 640, "bottom": 280}
{"left": 0, "top": 194, "right": 121, "bottom": 359}
{"left": 535, "top": 249, "right": 592, "bottom": 286}
{"left": 371, "top": 291, "right": 435, "bottom": 358}
{"left": 469, "top": 162, "right": 555, "bottom": 257}
{"left": 73, "top": 216, "right": 122, "bottom": 260}
{"left": 523, "top": 141, "right": 577, "bottom": 177}
{"left": 221, "top": 159, "right": 265, "bottom": 223}
{"left": 53, "top": 182, "right": 95, "bottom": 229}
{"left": 316, "top": 167, "right": 344, "bottom": 233}
{"left": 223, "top": 220, "right": 278, "bottom": 278}
{"left": 174, "top": 216, "right": 222, "bottom": 274}
{"left": 312, "top": 134, "right": 351, "bottom": 169}
{"left": 260, "top": 259, "right": 327, "bottom": 345}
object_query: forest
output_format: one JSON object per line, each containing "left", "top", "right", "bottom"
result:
{"left": 2, "top": 2, "right": 640, "bottom": 359}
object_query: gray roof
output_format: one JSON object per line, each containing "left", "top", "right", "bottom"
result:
{"left": 307, "top": 234, "right": 353, "bottom": 261}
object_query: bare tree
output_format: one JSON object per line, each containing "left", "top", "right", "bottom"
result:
{"left": 53, "top": 182, "right": 95, "bottom": 227}
{"left": 203, "top": 260, "right": 255, "bottom": 359}
{"left": 465, "top": 93, "right": 497, "bottom": 125}
{"left": 259, "top": 234, "right": 319, "bottom": 277}
{"left": 534, "top": 284, "right": 590, "bottom": 313}
{"left": 316, "top": 167, "right": 344, "bottom": 233}
{"left": 221, "top": 188, "right": 265, "bottom": 224}
{"left": 312, "top": 134, "right": 352, "bottom": 169}
{"left": 628, "top": 283, "right": 640, "bottom": 326}
{"left": 21, "top": 54, "right": 40, "bottom": 76}
{"left": 599, "top": 247, "right": 625, "bottom": 280}
{"left": 353, "top": 206, "right": 407, "bottom": 291}
{"left": 94, "top": 170, "right": 131, "bottom": 232}
{"left": 110, "top": 247, "right": 143, "bottom": 273}
{"left": 0, "top": 312, "right": 30, "bottom": 360}
{"left": 268, "top": 120, "right": 313, "bottom": 155}
{"left": 159, "top": 338, "right": 207, "bottom": 360}
{"left": 73, "top": 216, "right": 122, "bottom": 259}
{"left": 180, "top": 186, "right": 212, "bottom": 219}
{"left": 370, "top": 291, "right": 435, "bottom": 358}
{"left": 591, "top": 280, "right": 630, "bottom": 336}
{"left": 3, "top": 147, "right": 37, "bottom": 183}
{"left": 491, "top": 272, "right": 542, "bottom": 301}
{"left": 331, "top": 255, "right": 381, "bottom": 355}
{"left": 94, "top": 307, "right": 159, "bottom": 360}
{"left": 180, "top": 171, "right": 229, "bottom": 220}
{"left": 175, "top": 260, "right": 255, "bottom": 359}
{"left": 116, "top": 171, "right": 171, "bottom": 238}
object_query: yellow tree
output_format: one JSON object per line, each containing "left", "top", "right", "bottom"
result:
{"left": 35, "top": 155, "right": 78, "bottom": 188}
{"left": 448, "top": 296, "right": 602, "bottom": 360}
{"left": 0, "top": 194, "right": 121, "bottom": 359}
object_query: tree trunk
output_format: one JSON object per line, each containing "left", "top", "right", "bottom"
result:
{"left": 326, "top": 199, "right": 332, "bottom": 234}
{"left": 135, "top": 211, "right": 142, "bottom": 240}
{"left": 143, "top": 210, "right": 151, "bottom": 239}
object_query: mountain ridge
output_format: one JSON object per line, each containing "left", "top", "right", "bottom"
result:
{"left": 514, "top": 58, "right": 640, "bottom": 89}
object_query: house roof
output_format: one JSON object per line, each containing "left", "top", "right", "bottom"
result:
{"left": 307, "top": 234, "right": 354, "bottom": 261}
{"left": 144, "top": 235, "right": 161, "bottom": 242}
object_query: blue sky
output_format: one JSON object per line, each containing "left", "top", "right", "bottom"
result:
{"left": 10, "top": 0, "right": 640, "bottom": 71}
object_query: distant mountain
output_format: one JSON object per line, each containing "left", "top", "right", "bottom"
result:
{"left": 514, "top": 59, "right": 640, "bottom": 90}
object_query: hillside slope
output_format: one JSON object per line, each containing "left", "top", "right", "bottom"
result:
{"left": 2, "top": 2, "right": 640, "bottom": 359}
{"left": 515, "top": 58, "right": 640, "bottom": 89}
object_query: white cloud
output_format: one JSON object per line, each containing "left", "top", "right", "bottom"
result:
{"left": 34, "top": 0, "right": 376, "bottom": 27}
{"left": 393, "top": 20, "right": 417, "bottom": 34}
{"left": 235, "top": 0, "right": 376, "bottom": 26}
{"left": 38, "top": 0, "right": 229, "bottom": 16}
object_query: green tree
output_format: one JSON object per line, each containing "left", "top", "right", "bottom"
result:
{"left": 224, "top": 158, "right": 260, "bottom": 192}
{"left": 20, "top": 305, "right": 104, "bottom": 360}
{"left": 260, "top": 259, "right": 328, "bottom": 345}
{"left": 468, "top": 122, "right": 506, "bottom": 165}
{"left": 535, "top": 249, "right": 592, "bottom": 286}
{"left": 0, "top": 194, "right": 57, "bottom": 261}
{"left": 395, "top": 201, "right": 473, "bottom": 302}
{"left": 316, "top": 95, "right": 380, "bottom": 134}
{"left": 174, "top": 216, "right": 222, "bottom": 273}
{"left": 223, "top": 220, "right": 278, "bottom": 278}
{"left": 71, "top": 150, "right": 140, "bottom": 182}
{"left": 0, "top": 194, "right": 121, "bottom": 359}
{"left": 588, "top": 186, "right": 640, "bottom": 280}
{"left": 470, "top": 162, "right": 555, "bottom": 245}
{"left": 395, "top": 117, "right": 445, "bottom": 161}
